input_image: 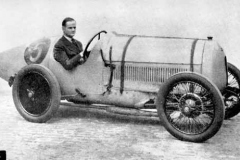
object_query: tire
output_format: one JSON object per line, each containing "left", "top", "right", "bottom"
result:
{"left": 156, "top": 72, "right": 225, "bottom": 142}
{"left": 224, "top": 62, "right": 240, "bottom": 119}
{"left": 12, "top": 64, "right": 61, "bottom": 123}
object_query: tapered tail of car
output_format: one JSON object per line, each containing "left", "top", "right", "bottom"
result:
{"left": 0, "top": 45, "right": 27, "bottom": 81}
{"left": 0, "top": 37, "right": 53, "bottom": 83}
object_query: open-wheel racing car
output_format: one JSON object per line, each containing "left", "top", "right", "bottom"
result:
{"left": 1, "top": 30, "right": 240, "bottom": 143}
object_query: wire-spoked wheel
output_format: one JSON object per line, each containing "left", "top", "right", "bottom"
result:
{"left": 156, "top": 72, "right": 224, "bottom": 142}
{"left": 12, "top": 64, "right": 60, "bottom": 123}
{"left": 224, "top": 62, "right": 240, "bottom": 119}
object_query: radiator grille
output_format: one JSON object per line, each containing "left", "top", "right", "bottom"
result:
{"left": 113, "top": 65, "right": 188, "bottom": 83}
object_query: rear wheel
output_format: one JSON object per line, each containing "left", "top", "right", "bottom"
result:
{"left": 12, "top": 64, "right": 61, "bottom": 123}
{"left": 224, "top": 62, "right": 240, "bottom": 119}
{"left": 156, "top": 72, "right": 224, "bottom": 142}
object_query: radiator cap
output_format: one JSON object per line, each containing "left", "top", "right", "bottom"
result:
{"left": 207, "top": 36, "right": 213, "bottom": 40}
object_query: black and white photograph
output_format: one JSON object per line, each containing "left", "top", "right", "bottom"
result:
{"left": 0, "top": 0, "right": 240, "bottom": 159}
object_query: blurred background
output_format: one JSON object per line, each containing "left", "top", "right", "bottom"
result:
{"left": 0, "top": 0, "right": 240, "bottom": 67}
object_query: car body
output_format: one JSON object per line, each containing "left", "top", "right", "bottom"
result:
{"left": 1, "top": 31, "right": 227, "bottom": 106}
{"left": 0, "top": 30, "right": 230, "bottom": 142}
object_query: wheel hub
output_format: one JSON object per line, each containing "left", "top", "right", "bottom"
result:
{"left": 180, "top": 93, "right": 203, "bottom": 117}
{"left": 27, "top": 89, "right": 35, "bottom": 101}
{"left": 182, "top": 106, "right": 191, "bottom": 116}
{"left": 183, "top": 106, "right": 190, "bottom": 113}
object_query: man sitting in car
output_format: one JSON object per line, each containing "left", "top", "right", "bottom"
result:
{"left": 54, "top": 17, "right": 84, "bottom": 70}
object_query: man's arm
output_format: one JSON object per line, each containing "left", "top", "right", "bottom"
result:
{"left": 54, "top": 44, "right": 81, "bottom": 70}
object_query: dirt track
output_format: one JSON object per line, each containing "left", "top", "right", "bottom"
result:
{"left": 0, "top": 79, "right": 240, "bottom": 160}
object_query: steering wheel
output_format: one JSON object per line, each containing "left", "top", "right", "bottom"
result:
{"left": 83, "top": 30, "right": 107, "bottom": 59}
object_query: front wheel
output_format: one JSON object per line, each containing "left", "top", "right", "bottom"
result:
{"left": 156, "top": 72, "right": 224, "bottom": 142}
{"left": 12, "top": 64, "right": 61, "bottom": 123}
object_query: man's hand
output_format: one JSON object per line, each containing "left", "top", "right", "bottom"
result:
{"left": 79, "top": 57, "right": 85, "bottom": 65}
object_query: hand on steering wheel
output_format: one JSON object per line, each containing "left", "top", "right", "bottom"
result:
{"left": 78, "top": 55, "right": 85, "bottom": 65}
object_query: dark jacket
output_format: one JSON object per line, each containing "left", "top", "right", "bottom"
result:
{"left": 53, "top": 36, "right": 83, "bottom": 70}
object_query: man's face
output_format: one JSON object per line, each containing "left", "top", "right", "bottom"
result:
{"left": 62, "top": 21, "right": 76, "bottom": 38}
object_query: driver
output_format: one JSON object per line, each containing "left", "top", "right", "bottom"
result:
{"left": 53, "top": 17, "right": 84, "bottom": 70}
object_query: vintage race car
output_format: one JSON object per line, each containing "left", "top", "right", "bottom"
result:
{"left": 0, "top": 30, "right": 239, "bottom": 143}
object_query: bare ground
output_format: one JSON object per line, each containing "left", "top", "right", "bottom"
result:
{"left": 0, "top": 79, "right": 240, "bottom": 160}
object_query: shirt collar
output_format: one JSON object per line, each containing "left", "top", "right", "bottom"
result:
{"left": 64, "top": 35, "right": 73, "bottom": 42}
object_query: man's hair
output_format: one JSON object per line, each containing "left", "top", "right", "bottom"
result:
{"left": 62, "top": 17, "right": 75, "bottom": 26}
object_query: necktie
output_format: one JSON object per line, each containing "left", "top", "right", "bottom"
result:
{"left": 72, "top": 38, "right": 78, "bottom": 47}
